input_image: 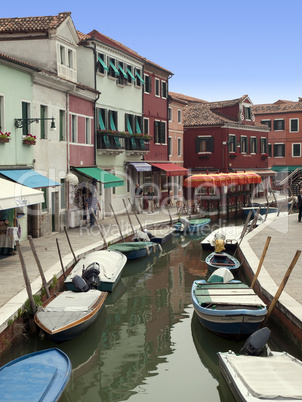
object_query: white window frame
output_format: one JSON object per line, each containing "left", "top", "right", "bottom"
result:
{"left": 240, "top": 135, "right": 248, "bottom": 153}
{"left": 177, "top": 137, "right": 182, "bottom": 156}
{"left": 0, "top": 94, "right": 4, "bottom": 131}
{"left": 177, "top": 109, "right": 182, "bottom": 124}
{"left": 274, "top": 143, "right": 285, "bottom": 158}
{"left": 161, "top": 80, "right": 167, "bottom": 99}
{"left": 250, "top": 136, "right": 257, "bottom": 154}
{"left": 168, "top": 107, "right": 172, "bottom": 122}
{"left": 292, "top": 143, "right": 301, "bottom": 157}
{"left": 155, "top": 78, "right": 160, "bottom": 97}
{"left": 260, "top": 119, "right": 271, "bottom": 130}
{"left": 274, "top": 119, "right": 285, "bottom": 131}
{"left": 143, "top": 117, "right": 149, "bottom": 135}
{"left": 144, "top": 74, "right": 151, "bottom": 94}
{"left": 290, "top": 118, "right": 299, "bottom": 133}
{"left": 85, "top": 117, "right": 91, "bottom": 144}
{"left": 71, "top": 114, "right": 78, "bottom": 143}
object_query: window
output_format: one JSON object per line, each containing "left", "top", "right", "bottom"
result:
{"left": 109, "top": 110, "right": 117, "bottom": 131}
{"left": 60, "top": 45, "right": 65, "bottom": 65}
{"left": 126, "top": 65, "right": 134, "bottom": 84}
{"left": 228, "top": 134, "right": 237, "bottom": 152}
{"left": 135, "top": 116, "right": 142, "bottom": 133}
{"left": 244, "top": 106, "right": 252, "bottom": 120}
{"left": 177, "top": 110, "right": 182, "bottom": 124}
{"left": 261, "top": 119, "right": 271, "bottom": 130}
{"left": 135, "top": 68, "right": 144, "bottom": 87}
{"left": 144, "top": 75, "right": 151, "bottom": 93}
{"left": 22, "top": 101, "right": 30, "bottom": 137}
{"left": 273, "top": 119, "right": 285, "bottom": 131}
{"left": 108, "top": 57, "right": 119, "bottom": 78}
{"left": 161, "top": 81, "right": 167, "bottom": 99}
{"left": 60, "top": 179, "right": 66, "bottom": 209}
{"left": 98, "top": 108, "right": 107, "bottom": 130}
{"left": 0, "top": 96, "right": 3, "bottom": 131}
{"left": 196, "top": 136, "right": 214, "bottom": 153}
{"left": 59, "top": 110, "right": 65, "bottom": 141}
{"left": 178, "top": 138, "right": 182, "bottom": 156}
{"left": 125, "top": 114, "right": 134, "bottom": 133}
{"left": 250, "top": 137, "right": 257, "bottom": 153}
{"left": 41, "top": 188, "right": 48, "bottom": 211}
{"left": 67, "top": 49, "right": 73, "bottom": 68}
{"left": 168, "top": 136, "right": 172, "bottom": 156}
{"left": 154, "top": 121, "right": 166, "bottom": 143}
{"left": 98, "top": 53, "right": 108, "bottom": 75}
{"left": 290, "top": 118, "right": 299, "bottom": 132}
{"left": 268, "top": 143, "right": 272, "bottom": 157}
{"left": 71, "top": 114, "right": 77, "bottom": 143}
{"left": 293, "top": 143, "right": 301, "bottom": 157}
{"left": 143, "top": 118, "right": 149, "bottom": 135}
{"left": 85, "top": 118, "right": 91, "bottom": 144}
{"left": 168, "top": 107, "right": 172, "bottom": 122}
{"left": 260, "top": 137, "right": 268, "bottom": 154}
{"left": 155, "top": 78, "right": 160, "bottom": 97}
{"left": 240, "top": 136, "right": 248, "bottom": 153}
{"left": 40, "top": 105, "right": 47, "bottom": 139}
{"left": 117, "top": 61, "right": 127, "bottom": 85}
{"left": 273, "top": 143, "right": 285, "bottom": 157}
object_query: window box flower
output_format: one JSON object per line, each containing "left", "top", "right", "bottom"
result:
{"left": 23, "top": 134, "right": 36, "bottom": 145}
{"left": 0, "top": 131, "right": 11, "bottom": 143}
{"left": 261, "top": 153, "right": 269, "bottom": 160}
{"left": 229, "top": 152, "right": 238, "bottom": 159}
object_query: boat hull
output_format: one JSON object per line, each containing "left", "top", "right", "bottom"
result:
{"left": 206, "top": 252, "right": 240, "bottom": 274}
{"left": 174, "top": 218, "right": 211, "bottom": 233}
{"left": 191, "top": 280, "right": 267, "bottom": 339}
{"left": 242, "top": 206, "right": 278, "bottom": 219}
{"left": 108, "top": 242, "right": 160, "bottom": 260}
{"left": 0, "top": 348, "right": 71, "bottom": 401}
{"left": 35, "top": 290, "right": 107, "bottom": 342}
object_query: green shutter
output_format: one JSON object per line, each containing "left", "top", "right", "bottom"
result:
{"left": 136, "top": 118, "right": 141, "bottom": 134}
{"left": 99, "top": 110, "right": 105, "bottom": 130}
{"left": 126, "top": 115, "right": 133, "bottom": 134}
{"left": 110, "top": 112, "right": 116, "bottom": 131}
{"left": 98, "top": 56, "right": 109, "bottom": 71}
{"left": 209, "top": 137, "right": 214, "bottom": 152}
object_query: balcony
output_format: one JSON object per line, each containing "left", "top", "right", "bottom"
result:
{"left": 97, "top": 131, "right": 150, "bottom": 156}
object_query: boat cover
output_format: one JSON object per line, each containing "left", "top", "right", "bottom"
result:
{"left": 195, "top": 288, "right": 266, "bottom": 306}
{"left": 108, "top": 242, "right": 154, "bottom": 252}
{"left": 223, "top": 352, "right": 302, "bottom": 399}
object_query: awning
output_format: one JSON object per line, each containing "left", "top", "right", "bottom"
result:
{"left": 127, "top": 68, "right": 135, "bottom": 81}
{"left": 184, "top": 172, "right": 262, "bottom": 188}
{"left": 109, "top": 61, "right": 120, "bottom": 76}
{"left": 150, "top": 163, "right": 189, "bottom": 177}
{"left": 0, "top": 169, "right": 60, "bottom": 188}
{"left": 73, "top": 167, "right": 124, "bottom": 188}
{"left": 129, "top": 162, "right": 152, "bottom": 172}
{"left": 271, "top": 165, "right": 302, "bottom": 172}
{"left": 0, "top": 178, "right": 44, "bottom": 210}
{"left": 98, "top": 56, "right": 109, "bottom": 71}
{"left": 135, "top": 71, "right": 145, "bottom": 84}
{"left": 118, "top": 65, "right": 128, "bottom": 78}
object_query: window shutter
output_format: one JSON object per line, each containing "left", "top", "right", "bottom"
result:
{"left": 209, "top": 137, "right": 214, "bottom": 152}
{"left": 159, "top": 122, "right": 165, "bottom": 143}
{"left": 282, "top": 144, "right": 285, "bottom": 156}
{"left": 195, "top": 137, "right": 200, "bottom": 153}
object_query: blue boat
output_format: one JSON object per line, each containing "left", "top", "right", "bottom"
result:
{"left": 0, "top": 348, "right": 71, "bottom": 401}
{"left": 174, "top": 218, "right": 211, "bottom": 233}
{"left": 242, "top": 205, "right": 278, "bottom": 219}
{"left": 206, "top": 251, "right": 240, "bottom": 275}
{"left": 191, "top": 268, "right": 267, "bottom": 339}
{"left": 108, "top": 241, "right": 161, "bottom": 260}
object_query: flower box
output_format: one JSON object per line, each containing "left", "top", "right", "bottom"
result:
{"left": 261, "top": 154, "right": 269, "bottom": 160}
{"left": 0, "top": 131, "right": 11, "bottom": 143}
{"left": 23, "top": 139, "right": 36, "bottom": 145}
{"left": 229, "top": 153, "right": 238, "bottom": 159}
{"left": 23, "top": 134, "right": 36, "bottom": 145}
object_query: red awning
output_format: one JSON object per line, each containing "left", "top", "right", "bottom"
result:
{"left": 184, "top": 172, "right": 262, "bottom": 188}
{"left": 150, "top": 163, "right": 189, "bottom": 177}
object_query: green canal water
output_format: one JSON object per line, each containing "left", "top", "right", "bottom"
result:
{"left": 1, "top": 220, "right": 302, "bottom": 401}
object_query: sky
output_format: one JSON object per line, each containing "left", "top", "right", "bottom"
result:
{"left": 2, "top": 0, "right": 302, "bottom": 105}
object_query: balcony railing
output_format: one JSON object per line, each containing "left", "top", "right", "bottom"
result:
{"left": 97, "top": 131, "right": 150, "bottom": 155}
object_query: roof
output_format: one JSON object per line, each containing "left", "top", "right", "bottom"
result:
{"left": 0, "top": 12, "right": 71, "bottom": 33}
{"left": 253, "top": 99, "right": 302, "bottom": 115}
{"left": 169, "top": 92, "right": 208, "bottom": 104}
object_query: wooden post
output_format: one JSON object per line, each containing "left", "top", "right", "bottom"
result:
{"left": 250, "top": 236, "right": 271, "bottom": 289}
{"left": 16, "top": 240, "right": 36, "bottom": 315}
{"left": 56, "top": 238, "right": 66, "bottom": 279}
{"left": 129, "top": 197, "right": 144, "bottom": 231}
{"left": 233, "top": 210, "right": 252, "bottom": 257}
{"left": 264, "top": 250, "right": 301, "bottom": 324}
{"left": 247, "top": 207, "right": 261, "bottom": 234}
{"left": 91, "top": 210, "right": 108, "bottom": 248}
{"left": 122, "top": 198, "right": 136, "bottom": 237}
{"left": 166, "top": 204, "right": 172, "bottom": 225}
{"left": 64, "top": 225, "right": 77, "bottom": 264}
{"left": 28, "top": 235, "right": 50, "bottom": 299}
{"left": 109, "top": 203, "right": 124, "bottom": 241}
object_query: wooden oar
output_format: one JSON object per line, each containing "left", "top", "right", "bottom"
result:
{"left": 109, "top": 203, "right": 124, "bottom": 242}
{"left": 122, "top": 198, "right": 136, "bottom": 237}
{"left": 250, "top": 236, "right": 271, "bottom": 289}
{"left": 16, "top": 240, "right": 36, "bottom": 314}
{"left": 28, "top": 235, "right": 50, "bottom": 299}
{"left": 264, "top": 250, "right": 301, "bottom": 324}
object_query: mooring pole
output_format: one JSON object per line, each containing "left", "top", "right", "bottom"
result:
{"left": 109, "top": 203, "right": 124, "bottom": 241}
{"left": 122, "top": 198, "right": 136, "bottom": 237}
{"left": 56, "top": 238, "right": 66, "bottom": 279}
{"left": 250, "top": 236, "right": 271, "bottom": 289}
{"left": 16, "top": 240, "right": 36, "bottom": 314}
{"left": 92, "top": 210, "right": 108, "bottom": 248}
{"left": 28, "top": 235, "right": 50, "bottom": 299}
{"left": 64, "top": 225, "right": 77, "bottom": 264}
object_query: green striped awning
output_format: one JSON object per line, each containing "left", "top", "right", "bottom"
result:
{"left": 118, "top": 65, "right": 128, "bottom": 78}
{"left": 73, "top": 167, "right": 124, "bottom": 188}
{"left": 98, "top": 56, "right": 109, "bottom": 71}
{"left": 135, "top": 71, "right": 145, "bottom": 84}
{"left": 110, "top": 61, "right": 120, "bottom": 75}
{"left": 127, "top": 68, "right": 135, "bottom": 81}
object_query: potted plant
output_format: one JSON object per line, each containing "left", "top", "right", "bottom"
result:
{"left": 261, "top": 153, "right": 269, "bottom": 160}
{"left": 0, "top": 131, "right": 11, "bottom": 143}
{"left": 23, "top": 133, "right": 37, "bottom": 145}
{"left": 229, "top": 152, "right": 238, "bottom": 159}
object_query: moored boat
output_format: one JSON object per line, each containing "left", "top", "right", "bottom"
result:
{"left": 218, "top": 327, "right": 302, "bottom": 401}
{"left": 201, "top": 225, "right": 244, "bottom": 251}
{"left": 0, "top": 348, "right": 71, "bottom": 401}
{"left": 34, "top": 289, "right": 107, "bottom": 342}
{"left": 242, "top": 205, "right": 278, "bottom": 219}
{"left": 191, "top": 268, "right": 267, "bottom": 339}
{"left": 174, "top": 217, "right": 211, "bottom": 233}
{"left": 206, "top": 251, "right": 240, "bottom": 274}
{"left": 64, "top": 249, "right": 127, "bottom": 292}
{"left": 108, "top": 241, "right": 161, "bottom": 260}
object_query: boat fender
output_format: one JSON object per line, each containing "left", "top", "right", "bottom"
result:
{"left": 145, "top": 246, "right": 150, "bottom": 256}
{"left": 72, "top": 275, "right": 90, "bottom": 292}
{"left": 143, "top": 229, "right": 153, "bottom": 239}
{"left": 157, "top": 243, "right": 162, "bottom": 252}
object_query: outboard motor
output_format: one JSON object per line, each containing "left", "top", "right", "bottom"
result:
{"left": 240, "top": 327, "right": 271, "bottom": 356}
{"left": 82, "top": 262, "right": 100, "bottom": 289}
{"left": 72, "top": 274, "right": 90, "bottom": 292}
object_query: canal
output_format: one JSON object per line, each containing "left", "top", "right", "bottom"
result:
{"left": 0, "top": 221, "right": 301, "bottom": 401}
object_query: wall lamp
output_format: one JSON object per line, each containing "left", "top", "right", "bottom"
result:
{"left": 15, "top": 117, "right": 56, "bottom": 131}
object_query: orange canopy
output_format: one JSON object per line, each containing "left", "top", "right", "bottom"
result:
{"left": 184, "top": 172, "right": 262, "bottom": 188}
